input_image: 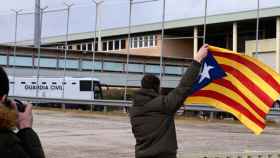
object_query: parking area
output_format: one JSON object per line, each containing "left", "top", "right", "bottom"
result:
{"left": 33, "top": 110, "right": 280, "bottom": 158}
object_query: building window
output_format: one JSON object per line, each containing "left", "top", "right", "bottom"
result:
{"left": 81, "top": 60, "right": 102, "bottom": 70}
{"left": 139, "top": 37, "right": 143, "bottom": 48}
{"left": 34, "top": 57, "right": 57, "bottom": 68}
{"left": 102, "top": 42, "right": 107, "bottom": 51}
{"left": 9, "top": 56, "right": 33, "bottom": 67}
{"left": 144, "top": 36, "right": 148, "bottom": 47}
{"left": 103, "top": 61, "right": 123, "bottom": 72}
{"left": 145, "top": 64, "right": 161, "bottom": 74}
{"left": 149, "top": 36, "right": 154, "bottom": 47}
{"left": 130, "top": 35, "right": 157, "bottom": 49}
{"left": 126, "top": 63, "right": 144, "bottom": 73}
{"left": 165, "top": 66, "right": 182, "bottom": 75}
{"left": 0, "top": 55, "right": 7, "bottom": 65}
{"left": 68, "top": 45, "right": 73, "bottom": 50}
{"left": 154, "top": 35, "right": 158, "bottom": 46}
{"left": 77, "top": 44, "right": 81, "bottom": 50}
{"left": 133, "top": 37, "right": 138, "bottom": 48}
{"left": 88, "top": 43, "right": 93, "bottom": 51}
{"left": 58, "top": 59, "right": 79, "bottom": 69}
{"left": 115, "top": 40, "right": 120, "bottom": 50}
{"left": 121, "top": 40, "right": 126, "bottom": 49}
{"left": 108, "top": 41, "right": 113, "bottom": 51}
{"left": 82, "top": 44, "right": 87, "bottom": 51}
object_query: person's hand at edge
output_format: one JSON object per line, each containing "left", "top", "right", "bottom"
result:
{"left": 17, "top": 103, "right": 33, "bottom": 130}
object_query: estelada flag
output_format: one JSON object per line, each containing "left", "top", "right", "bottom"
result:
{"left": 185, "top": 45, "right": 280, "bottom": 135}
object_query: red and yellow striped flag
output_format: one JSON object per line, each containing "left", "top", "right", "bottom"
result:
{"left": 185, "top": 45, "right": 280, "bottom": 135}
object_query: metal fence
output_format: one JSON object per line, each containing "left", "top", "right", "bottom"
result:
{"left": 9, "top": 96, "right": 280, "bottom": 116}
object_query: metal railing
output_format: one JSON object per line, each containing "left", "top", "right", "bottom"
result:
{"left": 9, "top": 96, "right": 132, "bottom": 107}
{"left": 9, "top": 96, "right": 280, "bottom": 116}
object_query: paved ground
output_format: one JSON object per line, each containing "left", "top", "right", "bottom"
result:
{"left": 33, "top": 110, "right": 280, "bottom": 158}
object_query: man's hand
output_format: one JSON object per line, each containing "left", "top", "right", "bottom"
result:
{"left": 194, "top": 44, "right": 208, "bottom": 63}
{"left": 17, "top": 103, "right": 33, "bottom": 129}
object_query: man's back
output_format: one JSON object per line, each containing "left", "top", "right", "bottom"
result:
{"left": 130, "top": 89, "right": 178, "bottom": 158}
{"left": 129, "top": 61, "right": 202, "bottom": 158}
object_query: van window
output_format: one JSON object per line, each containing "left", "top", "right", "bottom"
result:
{"left": 80, "top": 80, "right": 92, "bottom": 91}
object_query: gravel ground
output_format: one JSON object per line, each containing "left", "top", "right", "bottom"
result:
{"left": 32, "top": 110, "right": 280, "bottom": 158}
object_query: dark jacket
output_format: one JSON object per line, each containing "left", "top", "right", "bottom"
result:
{"left": 0, "top": 128, "right": 45, "bottom": 158}
{"left": 129, "top": 61, "right": 201, "bottom": 158}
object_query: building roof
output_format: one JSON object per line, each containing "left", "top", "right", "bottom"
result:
{"left": 16, "top": 6, "right": 280, "bottom": 45}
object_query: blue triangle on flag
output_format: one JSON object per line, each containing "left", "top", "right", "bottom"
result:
{"left": 191, "top": 52, "right": 227, "bottom": 94}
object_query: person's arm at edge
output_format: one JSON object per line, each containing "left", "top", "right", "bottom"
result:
{"left": 16, "top": 104, "right": 45, "bottom": 158}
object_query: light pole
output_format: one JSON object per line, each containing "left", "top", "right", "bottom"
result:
{"left": 91, "top": 0, "right": 104, "bottom": 112}
{"left": 62, "top": 3, "right": 74, "bottom": 103}
{"left": 92, "top": 0, "right": 104, "bottom": 52}
{"left": 159, "top": 0, "right": 166, "bottom": 91}
{"left": 11, "top": 9, "right": 23, "bottom": 96}
{"left": 124, "top": 0, "right": 160, "bottom": 102}
{"left": 34, "top": 0, "right": 41, "bottom": 48}
{"left": 35, "top": 6, "right": 48, "bottom": 98}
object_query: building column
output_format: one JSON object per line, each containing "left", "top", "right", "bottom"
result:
{"left": 233, "top": 22, "right": 238, "bottom": 52}
{"left": 276, "top": 17, "right": 280, "bottom": 73}
{"left": 193, "top": 26, "right": 198, "bottom": 57}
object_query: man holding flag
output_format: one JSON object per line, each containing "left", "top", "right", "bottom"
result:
{"left": 130, "top": 43, "right": 280, "bottom": 157}
{"left": 129, "top": 44, "right": 208, "bottom": 158}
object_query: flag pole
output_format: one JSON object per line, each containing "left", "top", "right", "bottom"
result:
{"left": 203, "top": 0, "right": 208, "bottom": 45}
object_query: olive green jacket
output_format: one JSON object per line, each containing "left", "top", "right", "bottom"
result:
{"left": 129, "top": 61, "right": 201, "bottom": 158}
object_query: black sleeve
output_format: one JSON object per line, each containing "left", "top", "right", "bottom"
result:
{"left": 162, "top": 60, "right": 201, "bottom": 114}
{"left": 17, "top": 128, "right": 45, "bottom": 158}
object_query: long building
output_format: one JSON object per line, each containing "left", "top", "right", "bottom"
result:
{"left": 2, "top": 5, "right": 280, "bottom": 90}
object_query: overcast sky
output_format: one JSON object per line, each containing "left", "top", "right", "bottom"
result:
{"left": 1, "top": 0, "right": 280, "bottom": 43}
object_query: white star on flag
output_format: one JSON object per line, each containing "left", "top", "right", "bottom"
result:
{"left": 198, "top": 62, "right": 214, "bottom": 83}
